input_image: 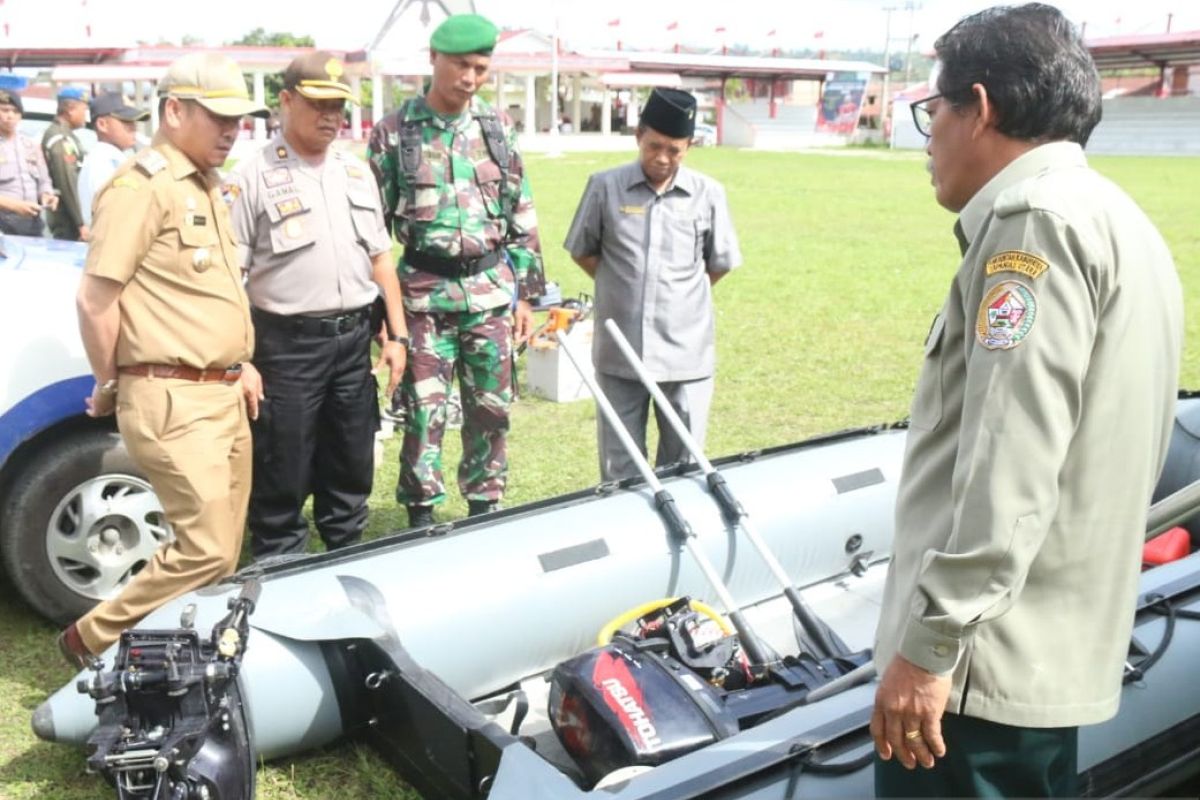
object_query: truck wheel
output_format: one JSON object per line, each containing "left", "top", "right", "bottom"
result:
{"left": 1, "top": 429, "right": 172, "bottom": 625}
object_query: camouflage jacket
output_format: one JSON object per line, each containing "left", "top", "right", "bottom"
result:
{"left": 368, "top": 95, "right": 545, "bottom": 314}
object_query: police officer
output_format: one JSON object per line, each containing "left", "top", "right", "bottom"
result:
{"left": 368, "top": 13, "right": 545, "bottom": 527}
{"left": 78, "top": 92, "right": 148, "bottom": 227}
{"left": 42, "top": 86, "right": 89, "bottom": 241}
{"left": 230, "top": 52, "right": 406, "bottom": 559}
{"left": 61, "top": 53, "right": 268, "bottom": 667}
{"left": 870, "top": 6, "right": 1184, "bottom": 797}
{"left": 0, "top": 89, "right": 57, "bottom": 236}
{"left": 564, "top": 88, "right": 742, "bottom": 481}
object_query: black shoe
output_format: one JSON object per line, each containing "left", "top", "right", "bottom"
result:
{"left": 467, "top": 500, "right": 499, "bottom": 517}
{"left": 407, "top": 505, "right": 434, "bottom": 528}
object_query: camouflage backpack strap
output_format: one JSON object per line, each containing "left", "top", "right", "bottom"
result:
{"left": 473, "top": 106, "right": 515, "bottom": 225}
{"left": 397, "top": 98, "right": 423, "bottom": 217}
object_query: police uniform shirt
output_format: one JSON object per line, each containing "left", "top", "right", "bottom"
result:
{"left": 85, "top": 134, "right": 253, "bottom": 369}
{"left": 874, "top": 142, "right": 1183, "bottom": 728}
{"left": 0, "top": 132, "right": 52, "bottom": 203}
{"left": 564, "top": 161, "right": 742, "bottom": 382}
{"left": 230, "top": 136, "right": 391, "bottom": 316}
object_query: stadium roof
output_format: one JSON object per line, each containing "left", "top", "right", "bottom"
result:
{"left": 1087, "top": 30, "right": 1200, "bottom": 71}
{"left": 586, "top": 50, "right": 885, "bottom": 79}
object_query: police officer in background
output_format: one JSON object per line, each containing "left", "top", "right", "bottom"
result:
{"left": 42, "top": 86, "right": 89, "bottom": 241}
{"left": 564, "top": 88, "right": 742, "bottom": 481}
{"left": 78, "top": 92, "right": 148, "bottom": 227}
{"left": 870, "top": 5, "right": 1183, "bottom": 796}
{"left": 231, "top": 52, "right": 406, "bottom": 559}
{"left": 62, "top": 53, "right": 268, "bottom": 667}
{"left": 0, "top": 89, "right": 57, "bottom": 236}
{"left": 369, "top": 13, "right": 545, "bottom": 527}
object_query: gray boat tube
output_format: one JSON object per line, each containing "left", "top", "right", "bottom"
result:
{"left": 555, "top": 328, "right": 772, "bottom": 668}
{"left": 602, "top": 318, "right": 849, "bottom": 661}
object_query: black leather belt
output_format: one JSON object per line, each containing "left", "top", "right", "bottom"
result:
{"left": 252, "top": 306, "right": 370, "bottom": 337}
{"left": 404, "top": 249, "right": 501, "bottom": 278}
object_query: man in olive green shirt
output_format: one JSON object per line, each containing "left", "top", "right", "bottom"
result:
{"left": 871, "top": 5, "right": 1183, "bottom": 797}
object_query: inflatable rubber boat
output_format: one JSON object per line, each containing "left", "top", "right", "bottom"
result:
{"left": 32, "top": 390, "right": 1200, "bottom": 799}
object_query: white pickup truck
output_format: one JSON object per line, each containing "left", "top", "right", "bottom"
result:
{"left": 0, "top": 234, "right": 169, "bottom": 624}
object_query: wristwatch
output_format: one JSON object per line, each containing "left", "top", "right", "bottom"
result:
{"left": 98, "top": 378, "right": 119, "bottom": 397}
{"left": 388, "top": 334, "right": 410, "bottom": 347}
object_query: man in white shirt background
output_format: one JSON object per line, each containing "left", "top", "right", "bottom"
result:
{"left": 77, "top": 93, "right": 148, "bottom": 229}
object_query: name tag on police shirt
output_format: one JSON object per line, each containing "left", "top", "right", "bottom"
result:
{"left": 619, "top": 205, "right": 645, "bottom": 215}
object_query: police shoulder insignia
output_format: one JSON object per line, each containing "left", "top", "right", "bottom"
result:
{"left": 275, "top": 146, "right": 289, "bottom": 160}
{"left": 135, "top": 149, "right": 168, "bottom": 176}
{"left": 110, "top": 175, "right": 142, "bottom": 190}
{"left": 976, "top": 280, "right": 1037, "bottom": 351}
{"left": 985, "top": 250, "right": 1049, "bottom": 280}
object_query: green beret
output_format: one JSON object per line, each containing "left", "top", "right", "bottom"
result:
{"left": 430, "top": 14, "right": 499, "bottom": 55}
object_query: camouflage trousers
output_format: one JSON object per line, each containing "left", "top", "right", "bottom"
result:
{"left": 396, "top": 306, "right": 513, "bottom": 507}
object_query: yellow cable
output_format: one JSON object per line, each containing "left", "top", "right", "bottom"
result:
{"left": 596, "top": 598, "right": 733, "bottom": 646}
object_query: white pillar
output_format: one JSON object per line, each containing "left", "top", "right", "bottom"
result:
{"left": 253, "top": 71, "right": 266, "bottom": 140}
{"left": 601, "top": 87, "right": 611, "bottom": 135}
{"left": 350, "top": 75, "right": 363, "bottom": 141}
{"left": 626, "top": 91, "right": 639, "bottom": 129}
{"left": 149, "top": 79, "right": 160, "bottom": 136}
{"left": 373, "top": 72, "right": 386, "bottom": 125}
{"left": 571, "top": 74, "right": 582, "bottom": 134}
{"left": 524, "top": 73, "right": 536, "bottom": 134}
{"left": 496, "top": 72, "right": 506, "bottom": 112}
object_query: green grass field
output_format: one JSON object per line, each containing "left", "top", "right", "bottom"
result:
{"left": 2, "top": 147, "right": 1198, "bottom": 799}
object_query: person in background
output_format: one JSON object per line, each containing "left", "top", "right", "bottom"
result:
{"left": 42, "top": 86, "right": 89, "bottom": 241}
{"left": 0, "top": 89, "right": 57, "bottom": 236}
{"left": 77, "top": 92, "right": 148, "bottom": 228}
{"left": 564, "top": 88, "right": 742, "bottom": 481}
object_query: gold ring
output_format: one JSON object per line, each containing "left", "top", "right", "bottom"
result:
{"left": 905, "top": 729, "right": 923, "bottom": 740}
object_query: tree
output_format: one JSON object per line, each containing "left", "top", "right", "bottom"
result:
{"left": 227, "top": 29, "right": 317, "bottom": 109}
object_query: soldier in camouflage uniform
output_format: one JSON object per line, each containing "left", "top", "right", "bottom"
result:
{"left": 368, "top": 13, "right": 545, "bottom": 526}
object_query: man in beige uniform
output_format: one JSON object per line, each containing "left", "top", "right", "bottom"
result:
{"left": 871, "top": 5, "right": 1184, "bottom": 797}
{"left": 63, "top": 53, "right": 269, "bottom": 666}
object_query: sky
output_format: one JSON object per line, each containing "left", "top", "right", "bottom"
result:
{"left": 2, "top": 0, "right": 1198, "bottom": 55}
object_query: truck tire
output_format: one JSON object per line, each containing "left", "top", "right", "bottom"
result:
{"left": 1, "top": 429, "right": 171, "bottom": 625}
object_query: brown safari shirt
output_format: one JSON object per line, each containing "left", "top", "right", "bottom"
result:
{"left": 85, "top": 134, "right": 253, "bottom": 369}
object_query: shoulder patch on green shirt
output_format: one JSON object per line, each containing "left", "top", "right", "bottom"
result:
{"left": 985, "top": 250, "right": 1049, "bottom": 280}
{"left": 976, "top": 280, "right": 1038, "bottom": 350}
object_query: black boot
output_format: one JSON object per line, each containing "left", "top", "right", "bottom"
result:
{"left": 407, "top": 505, "right": 434, "bottom": 528}
{"left": 467, "top": 499, "right": 499, "bottom": 517}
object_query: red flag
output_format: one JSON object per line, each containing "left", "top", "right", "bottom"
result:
{"left": 766, "top": 29, "right": 777, "bottom": 37}
{"left": 813, "top": 30, "right": 824, "bottom": 39}
{"left": 608, "top": 18, "right": 620, "bottom": 27}
{"left": 715, "top": 26, "right": 727, "bottom": 34}
{"left": 666, "top": 21, "right": 678, "bottom": 31}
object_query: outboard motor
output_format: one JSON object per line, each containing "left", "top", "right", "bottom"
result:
{"left": 77, "top": 580, "right": 261, "bottom": 800}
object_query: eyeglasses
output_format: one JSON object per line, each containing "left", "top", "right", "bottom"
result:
{"left": 910, "top": 93, "right": 943, "bottom": 138}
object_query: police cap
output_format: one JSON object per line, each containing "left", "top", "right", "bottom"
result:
{"left": 282, "top": 51, "right": 357, "bottom": 104}
{"left": 90, "top": 92, "right": 149, "bottom": 124}
{"left": 640, "top": 88, "right": 697, "bottom": 139}
{"left": 430, "top": 14, "right": 499, "bottom": 55}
